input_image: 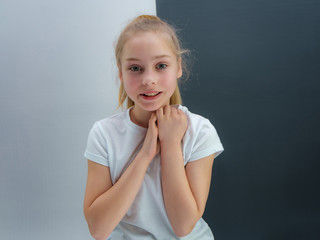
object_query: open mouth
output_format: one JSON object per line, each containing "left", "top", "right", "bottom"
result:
{"left": 142, "top": 92, "right": 161, "bottom": 97}
{"left": 140, "top": 92, "right": 162, "bottom": 100}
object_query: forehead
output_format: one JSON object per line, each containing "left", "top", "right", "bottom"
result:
{"left": 122, "top": 31, "right": 176, "bottom": 60}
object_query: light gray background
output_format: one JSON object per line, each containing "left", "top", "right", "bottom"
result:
{"left": 0, "top": 1, "right": 156, "bottom": 239}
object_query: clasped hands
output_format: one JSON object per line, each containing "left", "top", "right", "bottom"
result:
{"left": 140, "top": 105, "right": 188, "bottom": 160}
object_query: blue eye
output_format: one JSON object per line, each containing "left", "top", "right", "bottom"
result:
{"left": 156, "top": 63, "right": 167, "bottom": 69}
{"left": 129, "top": 66, "right": 142, "bottom": 72}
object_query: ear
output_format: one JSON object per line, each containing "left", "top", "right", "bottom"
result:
{"left": 177, "top": 57, "right": 182, "bottom": 78}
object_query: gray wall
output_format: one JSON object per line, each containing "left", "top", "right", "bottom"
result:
{"left": 157, "top": 0, "right": 320, "bottom": 239}
{"left": 0, "top": 1, "right": 156, "bottom": 239}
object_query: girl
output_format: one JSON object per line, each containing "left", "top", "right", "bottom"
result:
{"left": 83, "top": 15, "right": 224, "bottom": 240}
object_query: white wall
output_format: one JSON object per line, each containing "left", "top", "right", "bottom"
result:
{"left": 0, "top": 1, "right": 156, "bottom": 239}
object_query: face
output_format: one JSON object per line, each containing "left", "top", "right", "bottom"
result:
{"left": 119, "top": 31, "right": 182, "bottom": 114}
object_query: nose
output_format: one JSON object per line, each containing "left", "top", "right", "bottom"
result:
{"left": 142, "top": 69, "right": 157, "bottom": 86}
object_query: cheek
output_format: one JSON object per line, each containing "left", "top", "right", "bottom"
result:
{"left": 162, "top": 71, "right": 178, "bottom": 88}
{"left": 123, "top": 76, "right": 140, "bottom": 93}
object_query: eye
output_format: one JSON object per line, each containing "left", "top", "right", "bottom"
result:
{"left": 156, "top": 63, "right": 167, "bottom": 70}
{"left": 129, "top": 65, "right": 142, "bottom": 72}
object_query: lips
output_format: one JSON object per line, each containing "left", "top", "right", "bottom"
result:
{"left": 140, "top": 91, "right": 162, "bottom": 100}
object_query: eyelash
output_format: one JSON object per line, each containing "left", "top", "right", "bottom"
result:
{"left": 128, "top": 63, "right": 168, "bottom": 72}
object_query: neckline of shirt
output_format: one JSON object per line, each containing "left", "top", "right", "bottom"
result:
{"left": 125, "top": 105, "right": 184, "bottom": 132}
{"left": 125, "top": 107, "right": 147, "bottom": 132}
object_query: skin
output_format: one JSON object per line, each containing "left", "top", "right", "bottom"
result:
{"left": 83, "top": 31, "right": 215, "bottom": 239}
{"left": 119, "top": 31, "right": 182, "bottom": 127}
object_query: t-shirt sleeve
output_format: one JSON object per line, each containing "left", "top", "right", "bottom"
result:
{"left": 84, "top": 121, "right": 109, "bottom": 166}
{"left": 188, "top": 118, "right": 224, "bottom": 162}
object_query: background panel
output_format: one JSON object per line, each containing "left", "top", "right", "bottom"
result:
{"left": 0, "top": 0, "right": 156, "bottom": 239}
{"left": 157, "top": 0, "right": 320, "bottom": 239}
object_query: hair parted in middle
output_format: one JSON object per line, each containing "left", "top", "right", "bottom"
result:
{"left": 115, "top": 15, "right": 189, "bottom": 109}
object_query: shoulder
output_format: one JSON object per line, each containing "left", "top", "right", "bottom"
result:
{"left": 86, "top": 110, "right": 129, "bottom": 145}
{"left": 177, "top": 105, "right": 215, "bottom": 133}
{"left": 177, "top": 105, "right": 224, "bottom": 162}
{"left": 84, "top": 110, "right": 128, "bottom": 166}
{"left": 93, "top": 110, "right": 127, "bottom": 132}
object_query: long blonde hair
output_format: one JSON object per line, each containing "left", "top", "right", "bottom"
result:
{"left": 115, "top": 15, "right": 189, "bottom": 109}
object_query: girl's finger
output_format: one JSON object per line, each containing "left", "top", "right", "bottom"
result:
{"left": 156, "top": 107, "right": 163, "bottom": 119}
{"left": 170, "top": 106, "right": 177, "bottom": 115}
{"left": 149, "top": 112, "right": 156, "bottom": 125}
{"left": 177, "top": 108, "right": 184, "bottom": 115}
{"left": 163, "top": 105, "right": 170, "bottom": 117}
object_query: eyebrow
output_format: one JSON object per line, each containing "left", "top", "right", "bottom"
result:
{"left": 125, "top": 54, "right": 171, "bottom": 61}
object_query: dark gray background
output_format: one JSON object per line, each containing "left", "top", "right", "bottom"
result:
{"left": 157, "top": 0, "right": 320, "bottom": 239}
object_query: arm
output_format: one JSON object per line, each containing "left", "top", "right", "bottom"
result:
{"left": 157, "top": 106, "right": 215, "bottom": 237}
{"left": 83, "top": 113, "right": 158, "bottom": 240}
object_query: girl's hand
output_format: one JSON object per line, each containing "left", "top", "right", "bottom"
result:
{"left": 139, "top": 112, "right": 159, "bottom": 160}
{"left": 156, "top": 105, "right": 188, "bottom": 145}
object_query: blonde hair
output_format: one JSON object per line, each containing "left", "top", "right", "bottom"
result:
{"left": 115, "top": 15, "right": 189, "bottom": 109}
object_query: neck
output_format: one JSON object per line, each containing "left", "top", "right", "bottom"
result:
{"left": 130, "top": 107, "right": 153, "bottom": 128}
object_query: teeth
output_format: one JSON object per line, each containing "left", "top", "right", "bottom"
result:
{"left": 144, "top": 92, "right": 159, "bottom": 96}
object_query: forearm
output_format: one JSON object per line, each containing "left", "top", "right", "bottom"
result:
{"left": 160, "top": 142, "right": 201, "bottom": 237}
{"left": 86, "top": 153, "right": 150, "bottom": 239}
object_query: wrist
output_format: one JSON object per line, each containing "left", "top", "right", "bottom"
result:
{"left": 136, "top": 151, "right": 154, "bottom": 164}
{"left": 160, "top": 139, "right": 181, "bottom": 149}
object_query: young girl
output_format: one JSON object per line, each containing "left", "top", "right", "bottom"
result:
{"left": 83, "top": 15, "right": 224, "bottom": 240}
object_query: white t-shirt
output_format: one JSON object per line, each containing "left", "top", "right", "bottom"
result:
{"left": 84, "top": 105, "right": 224, "bottom": 240}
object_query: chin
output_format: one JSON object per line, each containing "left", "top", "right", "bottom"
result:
{"left": 142, "top": 105, "right": 162, "bottom": 112}
{"left": 139, "top": 102, "right": 168, "bottom": 112}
